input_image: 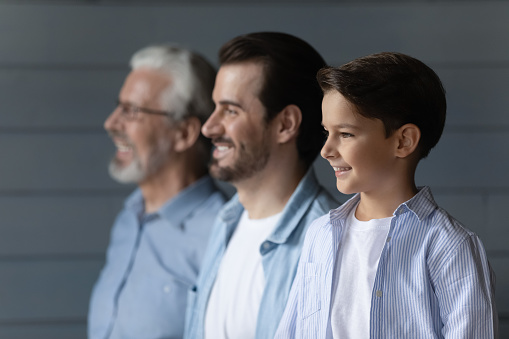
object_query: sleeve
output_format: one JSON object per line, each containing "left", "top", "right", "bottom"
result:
{"left": 435, "top": 235, "right": 498, "bottom": 339}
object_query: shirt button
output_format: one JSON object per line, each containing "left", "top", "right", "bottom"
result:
{"left": 163, "top": 285, "right": 171, "bottom": 293}
{"left": 262, "top": 242, "right": 270, "bottom": 250}
{"left": 376, "top": 290, "right": 383, "bottom": 298}
{"left": 386, "top": 236, "right": 391, "bottom": 243}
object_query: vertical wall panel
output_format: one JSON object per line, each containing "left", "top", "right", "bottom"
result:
{"left": 487, "top": 195, "right": 509, "bottom": 252}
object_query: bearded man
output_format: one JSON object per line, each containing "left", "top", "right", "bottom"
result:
{"left": 184, "top": 32, "right": 339, "bottom": 339}
{"left": 88, "top": 45, "right": 226, "bottom": 339}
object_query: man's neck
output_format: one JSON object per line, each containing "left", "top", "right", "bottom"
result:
{"left": 235, "top": 160, "right": 307, "bottom": 220}
{"left": 139, "top": 163, "right": 204, "bottom": 214}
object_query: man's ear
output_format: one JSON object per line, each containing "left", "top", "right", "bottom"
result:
{"left": 173, "top": 117, "right": 202, "bottom": 152}
{"left": 275, "top": 104, "right": 302, "bottom": 144}
{"left": 395, "top": 123, "right": 421, "bottom": 158}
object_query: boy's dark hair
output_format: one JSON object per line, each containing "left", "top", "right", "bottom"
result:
{"left": 317, "top": 52, "right": 446, "bottom": 159}
{"left": 219, "top": 32, "right": 326, "bottom": 168}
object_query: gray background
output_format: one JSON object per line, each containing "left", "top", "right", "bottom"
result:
{"left": 0, "top": 0, "right": 508, "bottom": 338}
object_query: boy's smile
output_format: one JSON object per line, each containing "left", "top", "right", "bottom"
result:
{"left": 332, "top": 166, "right": 352, "bottom": 177}
{"left": 320, "top": 91, "right": 400, "bottom": 196}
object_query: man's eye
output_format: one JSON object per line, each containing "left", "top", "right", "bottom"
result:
{"left": 130, "top": 105, "right": 141, "bottom": 113}
{"left": 120, "top": 105, "right": 130, "bottom": 114}
{"left": 323, "top": 130, "right": 329, "bottom": 138}
{"left": 225, "top": 108, "right": 237, "bottom": 115}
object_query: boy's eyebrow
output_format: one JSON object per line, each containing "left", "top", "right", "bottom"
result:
{"left": 321, "top": 123, "right": 360, "bottom": 130}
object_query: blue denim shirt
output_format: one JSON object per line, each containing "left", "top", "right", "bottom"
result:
{"left": 184, "top": 169, "right": 339, "bottom": 339}
{"left": 88, "top": 176, "right": 226, "bottom": 339}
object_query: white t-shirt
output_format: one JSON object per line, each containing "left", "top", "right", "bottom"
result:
{"left": 204, "top": 210, "right": 282, "bottom": 339}
{"left": 331, "top": 205, "right": 391, "bottom": 339}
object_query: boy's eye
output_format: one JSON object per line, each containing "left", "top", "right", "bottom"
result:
{"left": 323, "top": 130, "right": 329, "bottom": 138}
{"left": 341, "top": 132, "right": 354, "bottom": 138}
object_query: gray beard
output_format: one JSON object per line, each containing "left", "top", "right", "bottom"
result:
{"left": 108, "top": 156, "right": 145, "bottom": 184}
{"left": 107, "top": 137, "right": 173, "bottom": 184}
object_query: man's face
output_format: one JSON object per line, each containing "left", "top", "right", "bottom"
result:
{"left": 201, "top": 62, "right": 274, "bottom": 183}
{"left": 104, "top": 68, "right": 176, "bottom": 184}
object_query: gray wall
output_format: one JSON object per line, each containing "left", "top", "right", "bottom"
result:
{"left": 0, "top": 1, "right": 508, "bottom": 338}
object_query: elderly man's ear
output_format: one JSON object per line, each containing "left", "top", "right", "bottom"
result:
{"left": 172, "top": 117, "right": 202, "bottom": 152}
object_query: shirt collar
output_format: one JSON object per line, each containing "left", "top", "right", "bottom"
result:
{"left": 268, "top": 168, "right": 321, "bottom": 244}
{"left": 124, "top": 189, "right": 145, "bottom": 218}
{"left": 398, "top": 186, "right": 437, "bottom": 221}
{"left": 124, "top": 175, "right": 219, "bottom": 228}
{"left": 218, "top": 194, "right": 244, "bottom": 224}
{"left": 216, "top": 168, "right": 322, "bottom": 245}
{"left": 215, "top": 195, "right": 245, "bottom": 245}
{"left": 330, "top": 186, "right": 437, "bottom": 224}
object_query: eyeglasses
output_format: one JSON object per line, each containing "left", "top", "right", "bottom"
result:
{"left": 114, "top": 99, "right": 174, "bottom": 121}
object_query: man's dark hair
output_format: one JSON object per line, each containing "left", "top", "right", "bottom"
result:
{"left": 219, "top": 32, "right": 326, "bottom": 168}
{"left": 317, "top": 52, "right": 446, "bottom": 159}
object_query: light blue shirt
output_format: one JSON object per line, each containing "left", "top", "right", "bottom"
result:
{"left": 275, "top": 186, "right": 498, "bottom": 339}
{"left": 184, "top": 169, "right": 339, "bottom": 339}
{"left": 88, "top": 176, "right": 226, "bottom": 339}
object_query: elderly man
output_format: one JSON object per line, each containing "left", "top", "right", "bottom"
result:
{"left": 184, "top": 32, "right": 339, "bottom": 339}
{"left": 88, "top": 45, "right": 226, "bottom": 339}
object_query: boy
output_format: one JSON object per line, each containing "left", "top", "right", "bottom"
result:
{"left": 275, "top": 52, "right": 498, "bottom": 338}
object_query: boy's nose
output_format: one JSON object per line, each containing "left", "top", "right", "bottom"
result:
{"left": 321, "top": 138, "right": 337, "bottom": 160}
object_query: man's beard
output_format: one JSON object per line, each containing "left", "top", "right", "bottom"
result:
{"left": 209, "top": 136, "right": 270, "bottom": 183}
{"left": 108, "top": 131, "right": 172, "bottom": 184}
{"left": 108, "top": 154, "right": 144, "bottom": 184}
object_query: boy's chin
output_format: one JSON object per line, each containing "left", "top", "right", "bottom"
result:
{"left": 336, "top": 183, "right": 356, "bottom": 196}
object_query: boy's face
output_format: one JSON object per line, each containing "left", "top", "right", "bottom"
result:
{"left": 320, "top": 91, "right": 400, "bottom": 196}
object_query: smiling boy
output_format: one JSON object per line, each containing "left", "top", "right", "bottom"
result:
{"left": 275, "top": 52, "right": 498, "bottom": 338}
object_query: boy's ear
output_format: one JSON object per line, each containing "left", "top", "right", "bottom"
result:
{"left": 275, "top": 104, "right": 302, "bottom": 144}
{"left": 173, "top": 117, "right": 202, "bottom": 152}
{"left": 395, "top": 123, "right": 421, "bottom": 158}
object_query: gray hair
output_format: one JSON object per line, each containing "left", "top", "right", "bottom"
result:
{"left": 130, "top": 44, "right": 216, "bottom": 123}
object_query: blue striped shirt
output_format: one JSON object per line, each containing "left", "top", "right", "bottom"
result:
{"left": 275, "top": 187, "right": 498, "bottom": 338}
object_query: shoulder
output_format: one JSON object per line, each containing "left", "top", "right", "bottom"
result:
{"left": 190, "top": 177, "right": 228, "bottom": 211}
{"left": 403, "top": 187, "right": 479, "bottom": 253}
{"left": 109, "top": 190, "right": 141, "bottom": 236}
{"left": 195, "top": 187, "right": 228, "bottom": 213}
{"left": 426, "top": 206, "right": 478, "bottom": 247}
{"left": 180, "top": 178, "right": 228, "bottom": 224}
{"left": 413, "top": 205, "right": 490, "bottom": 279}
